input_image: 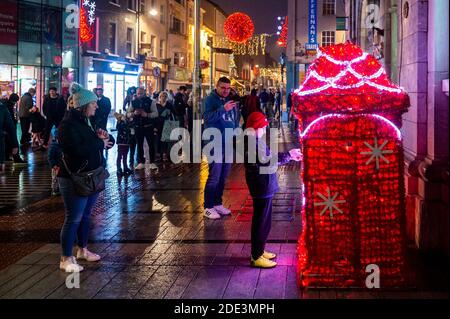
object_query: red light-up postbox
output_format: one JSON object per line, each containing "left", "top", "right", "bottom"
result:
{"left": 292, "top": 42, "right": 410, "bottom": 288}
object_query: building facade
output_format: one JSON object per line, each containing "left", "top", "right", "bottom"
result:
{"left": 0, "top": 0, "right": 80, "bottom": 107}
{"left": 138, "top": 0, "right": 170, "bottom": 94}
{"left": 80, "top": 0, "right": 143, "bottom": 112}
{"left": 346, "top": 0, "right": 449, "bottom": 257}
{"left": 286, "top": 0, "right": 347, "bottom": 95}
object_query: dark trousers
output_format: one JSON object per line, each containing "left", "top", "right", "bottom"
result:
{"left": 19, "top": 117, "right": 31, "bottom": 144}
{"left": 42, "top": 118, "right": 59, "bottom": 145}
{"left": 204, "top": 162, "right": 232, "bottom": 209}
{"left": 117, "top": 144, "right": 130, "bottom": 170}
{"left": 251, "top": 196, "right": 273, "bottom": 259}
{"left": 129, "top": 134, "right": 136, "bottom": 167}
{"left": 136, "top": 126, "right": 155, "bottom": 164}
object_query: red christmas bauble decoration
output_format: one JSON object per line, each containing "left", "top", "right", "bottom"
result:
{"left": 224, "top": 12, "right": 254, "bottom": 43}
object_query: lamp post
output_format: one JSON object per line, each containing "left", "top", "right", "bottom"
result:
{"left": 190, "top": 0, "right": 202, "bottom": 163}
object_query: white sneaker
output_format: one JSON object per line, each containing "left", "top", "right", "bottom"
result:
{"left": 60, "top": 256, "right": 84, "bottom": 273}
{"left": 135, "top": 163, "right": 146, "bottom": 170}
{"left": 204, "top": 208, "right": 221, "bottom": 220}
{"left": 147, "top": 163, "right": 158, "bottom": 170}
{"left": 214, "top": 205, "right": 231, "bottom": 215}
{"left": 76, "top": 247, "right": 101, "bottom": 262}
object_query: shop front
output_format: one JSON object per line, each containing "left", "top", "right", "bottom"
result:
{"left": 140, "top": 60, "right": 169, "bottom": 93}
{"left": 85, "top": 58, "right": 141, "bottom": 112}
{"left": 0, "top": 0, "right": 79, "bottom": 107}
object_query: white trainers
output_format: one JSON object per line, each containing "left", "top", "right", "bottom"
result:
{"left": 135, "top": 163, "right": 146, "bottom": 170}
{"left": 204, "top": 208, "right": 221, "bottom": 220}
{"left": 76, "top": 247, "right": 101, "bottom": 262}
{"left": 214, "top": 205, "right": 231, "bottom": 215}
{"left": 147, "top": 163, "right": 158, "bottom": 170}
{"left": 60, "top": 256, "right": 84, "bottom": 273}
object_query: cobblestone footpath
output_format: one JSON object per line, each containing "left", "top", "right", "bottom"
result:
{"left": 0, "top": 123, "right": 447, "bottom": 299}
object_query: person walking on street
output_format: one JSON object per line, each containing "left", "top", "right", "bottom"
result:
{"left": 1, "top": 93, "right": 25, "bottom": 163}
{"left": 19, "top": 88, "right": 36, "bottom": 145}
{"left": 202, "top": 77, "right": 240, "bottom": 220}
{"left": 114, "top": 112, "right": 133, "bottom": 176}
{"left": 57, "top": 82, "right": 114, "bottom": 272}
{"left": 259, "top": 88, "right": 269, "bottom": 115}
{"left": 154, "top": 91, "right": 175, "bottom": 162}
{"left": 93, "top": 88, "right": 111, "bottom": 131}
{"left": 242, "top": 112, "right": 302, "bottom": 268}
{"left": 42, "top": 87, "right": 65, "bottom": 147}
{"left": 0, "top": 100, "right": 19, "bottom": 174}
{"left": 133, "top": 87, "right": 158, "bottom": 170}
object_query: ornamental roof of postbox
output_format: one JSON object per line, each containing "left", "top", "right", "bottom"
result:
{"left": 292, "top": 42, "right": 410, "bottom": 116}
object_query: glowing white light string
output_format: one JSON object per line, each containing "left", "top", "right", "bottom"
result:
{"left": 300, "top": 114, "right": 402, "bottom": 141}
{"left": 294, "top": 48, "right": 405, "bottom": 96}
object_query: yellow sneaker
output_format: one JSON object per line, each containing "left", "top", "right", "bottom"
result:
{"left": 263, "top": 251, "right": 277, "bottom": 260}
{"left": 250, "top": 256, "right": 277, "bottom": 268}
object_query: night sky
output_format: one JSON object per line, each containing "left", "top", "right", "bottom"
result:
{"left": 211, "top": 0, "right": 288, "bottom": 61}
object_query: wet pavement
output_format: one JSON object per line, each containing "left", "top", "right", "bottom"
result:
{"left": 0, "top": 121, "right": 447, "bottom": 299}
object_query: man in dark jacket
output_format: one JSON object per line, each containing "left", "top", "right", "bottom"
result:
{"left": 202, "top": 77, "right": 240, "bottom": 220}
{"left": 133, "top": 87, "right": 158, "bottom": 170}
{"left": 42, "top": 87, "right": 65, "bottom": 147}
{"left": 259, "top": 88, "right": 269, "bottom": 115}
{"left": 19, "top": 88, "right": 36, "bottom": 145}
{"left": 0, "top": 101, "right": 19, "bottom": 174}
{"left": 1, "top": 93, "right": 25, "bottom": 163}
{"left": 93, "top": 88, "right": 111, "bottom": 131}
{"left": 173, "top": 86, "right": 188, "bottom": 128}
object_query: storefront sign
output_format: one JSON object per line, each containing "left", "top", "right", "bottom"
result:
{"left": 308, "top": 0, "right": 317, "bottom": 44}
{"left": 92, "top": 59, "right": 140, "bottom": 75}
{"left": 0, "top": 0, "right": 17, "bottom": 45}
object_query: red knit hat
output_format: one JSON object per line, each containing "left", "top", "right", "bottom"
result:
{"left": 246, "top": 111, "right": 269, "bottom": 130}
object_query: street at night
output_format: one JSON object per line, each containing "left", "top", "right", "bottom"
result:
{"left": 0, "top": 0, "right": 448, "bottom": 316}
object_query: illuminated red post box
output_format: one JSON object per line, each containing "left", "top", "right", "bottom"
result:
{"left": 292, "top": 42, "right": 410, "bottom": 288}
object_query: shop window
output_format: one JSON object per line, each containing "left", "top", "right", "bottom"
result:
{"left": 42, "top": 6, "right": 62, "bottom": 67}
{"left": 323, "top": 0, "right": 336, "bottom": 16}
{"left": 18, "top": 2, "right": 42, "bottom": 66}
{"left": 109, "top": 23, "right": 116, "bottom": 54}
{"left": 321, "top": 31, "right": 335, "bottom": 47}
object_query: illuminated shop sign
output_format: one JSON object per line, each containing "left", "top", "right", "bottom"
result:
{"left": 91, "top": 60, "right": 140, "bottom": 75}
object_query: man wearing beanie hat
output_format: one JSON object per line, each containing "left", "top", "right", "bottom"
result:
{"left": 243, "top": 111, "right": 302, "bottom": 268}
{"left": 56, "top": 82, "right": 115, "bottom": 272}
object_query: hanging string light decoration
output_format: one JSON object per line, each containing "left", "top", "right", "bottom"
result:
{"left": 224, "top": 12, "right": 255, "bottom": 43}
{"left": 79, "top": 1, "right": 96, "bottom": 43}
{"left": 277, "top": 16, "right": 288, "bottom": 47}
{"left": 292, "top": 42, "right": 410, "bottom": 288}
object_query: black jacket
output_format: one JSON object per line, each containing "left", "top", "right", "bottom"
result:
{"left": 132, "top": 96, "right": 157, "bottom": 127}
{"left": 57, "top": 109, "right": 114, "bottom": 178}
{"left": 243, "top": 137, "right": 291, "bottom": 198}
{"left": 93, "top": 96, "right": 111, "bottom": 130}
{"left": 116, "top": 120, "right": 131, "bottom": 145}
{"left": 42, "top": 95, "right": 64, "bottom": 124}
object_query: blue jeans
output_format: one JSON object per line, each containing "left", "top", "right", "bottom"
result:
{"left": 58, "top": 177, "right": 99, "bottom": 257}
{"left": 204, "top": 162, "right": 232, "bottom": 209}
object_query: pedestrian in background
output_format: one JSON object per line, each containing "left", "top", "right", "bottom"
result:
{"left": 94, "top": 88, "right": 111, "bottom": 131}
{"left": 114, "top": 111, "right": 133, "bottom": 176}
{"left": 19, "top": 88, "right": 36, "bottom": 145}
{"left": 0, "top": 100, "right": 19, "bottom": 174}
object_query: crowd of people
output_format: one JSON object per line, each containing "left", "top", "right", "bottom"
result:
{"left": 0, "top": 78, "right": 300, "bottom": 272}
